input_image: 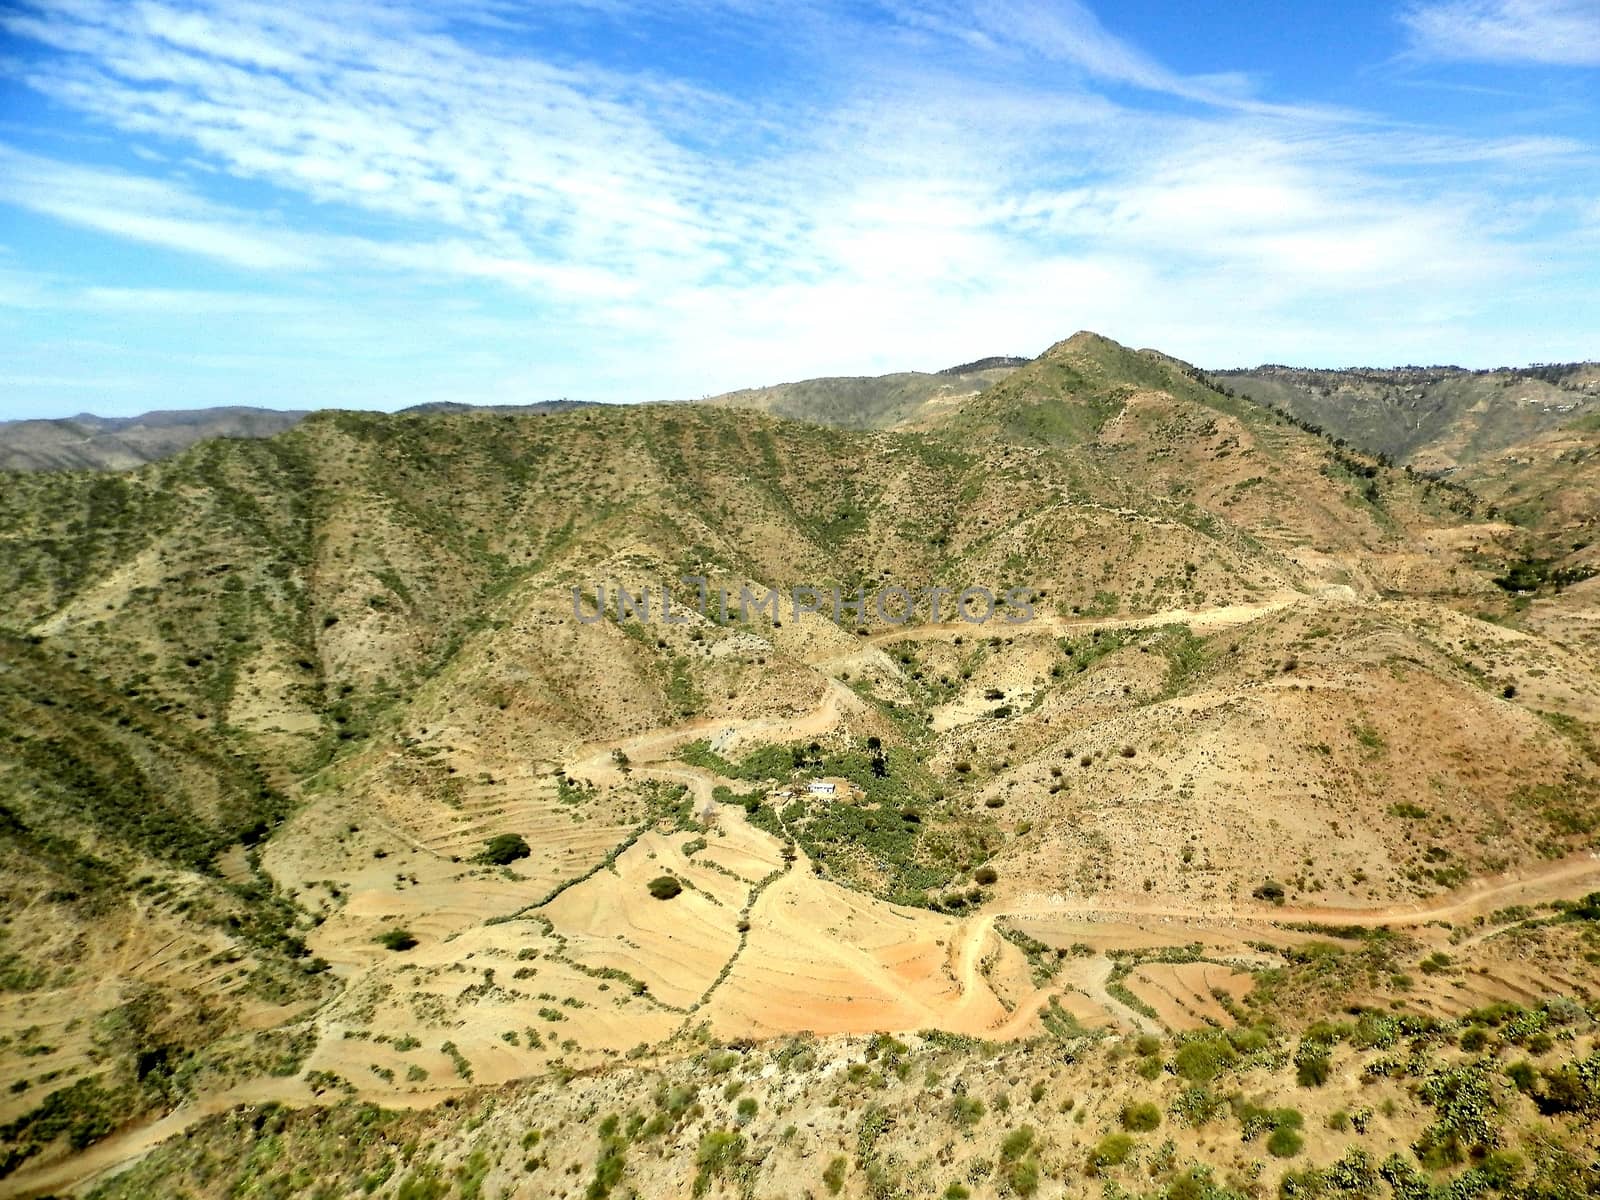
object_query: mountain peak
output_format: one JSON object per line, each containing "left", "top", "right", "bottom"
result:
{"left": 1042, "top": 329, "right": 1124, "bottom": 358}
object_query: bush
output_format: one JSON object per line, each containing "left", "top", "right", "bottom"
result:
{"left": 477, "top": 833, "right": 531, "bottom": 865}
{"left": 1173, "top": 1035, "right": 1237, "bottom": 1083}
{"left": 1120, "top": 1102, "right": 1161, "bottom": 1132}
{"left": 1266, "top": 1125, "right": 1304, "bottom": 1157}
{"left": 973, "top": 865, "right": 998, "bottom": 885}
{"left": 1295, "top": 1049, "right": 1331, "bottom": 1088}
{"left": 647, "top": 876, "right": 683, "bottom": 900}
{"left": 1004, "top": 1157, "right": 1039, "bottom": 1196}
{"left": 1506, "top": 1061, "right": 1536, "bottom": 1093}
{"left": 1086, "top": 1133, "right": 1135, "bottom": 1175}
{"left": 951, "top": 1096, "right": 986, "bottom": 1127}
{"left": 693, "top": 1130, "right": 744, "bottom": 1197}
{"left": 376, "top": 929, "right": 417, "bottom": 951}
{"left": 1000, "top": 1126, "right": 1035, "bottom": 1160}
{"left": 823, "top": 1155, "right": 847, "bottom": 1195}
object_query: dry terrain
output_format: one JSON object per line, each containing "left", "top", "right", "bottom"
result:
{"left": 2, "top": 333, "right": 1598, "bottom": 1199}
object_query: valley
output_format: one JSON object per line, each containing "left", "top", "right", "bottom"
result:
{"left": 2, "top": 334, "right": 1599, "bottom": 1199}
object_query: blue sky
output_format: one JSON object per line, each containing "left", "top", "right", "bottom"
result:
{"left": 0, "top": 0, "right": 1597, "bottom": 419}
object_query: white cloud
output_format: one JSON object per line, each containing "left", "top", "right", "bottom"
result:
{"left": 1403, "top": 0, "right": 1600, "bottom": 66}
{"left": 0, "top": 145, "right": 319, "bottom": 269}
{"left": 0, "top": 0, "right": 1595, "bottom": 417}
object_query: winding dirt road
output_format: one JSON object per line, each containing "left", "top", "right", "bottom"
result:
{"left": 994, "top": 851, "right": 1600, "bottom": 932}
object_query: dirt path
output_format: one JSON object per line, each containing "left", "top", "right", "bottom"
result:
{"left": 17, "top": 850, "right": 1596, "bottom": 1198}
{"left": 997, "top": 852, "right": 1600, "bottom": 930}
{"left": 946, "top": 914, "right": 997, "bottom": 1023}
{"left": 2, "top": 1081, "right": 305, "bottom": 1200}
{"left": 1074, "top": 955, "right": 1159, "bottom": 1035}
{"left": 0, "top": 1071, "right": 502, "bottom": 1200}
{"left": 807, "top": 592, "right": 1304, "bottom": 669}
{"left": 566, "top": 679, "right": 860, "bottom": 786}
{"left": 961, "top": 951, "right": 1156, "bottom": 1040}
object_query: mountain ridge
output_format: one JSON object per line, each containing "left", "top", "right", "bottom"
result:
{"left": 2, "top": 331, "right": 1599, "bottom": 1197}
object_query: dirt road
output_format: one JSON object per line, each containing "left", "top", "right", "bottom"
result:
{"left": 996, "top": 852, "right": 1600, "bottom": 931}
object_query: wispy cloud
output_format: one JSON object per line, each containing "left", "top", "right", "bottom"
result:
{"left": 875, "top": 0, "right": 1358, "bottom": 119}
{"left": 0, "top": 146, "right": 319, "bottom": 270}
{"left": 0, "top": 0, "right": 1595, "bottom": 418}
{"left": 1403, "top": 0, "right": 1600, "bottom": 66}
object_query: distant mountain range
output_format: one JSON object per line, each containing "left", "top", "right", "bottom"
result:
{"left": 0, "top": 400, "right": 599, "bottom": 472}
{"left": 11, "top": 356, "right": 1596, "bottom": 478}
{"left": 0, "top": 407, "right": 310, "bottom": 473}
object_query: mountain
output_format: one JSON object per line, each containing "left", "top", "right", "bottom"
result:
{"left": 2, "top": 334, "right": 1598, "bottom": 1198}
{"left": 0, "top": 401, "right": 601, "bottom": 473}
{"left": 1216, "top": 362, "right": 1600, "bottom": 574}
{"left": 0, "top": 408, "right": 310, "bottom": 473}
{"left": 1215, "top": 362, "right": 1600, "bottom": 471}
{"left": 698, "top": 358, "right": 1024, "bottom": 429}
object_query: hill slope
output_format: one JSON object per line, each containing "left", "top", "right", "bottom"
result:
{"left": 2, "top": 333, "right": 1599, "bottom": 1198}
{"left": 1215, "top": 362, "right": 1600, "bottom": 471}
{"left": 698, "top": 360, "right": 1023, "bottom": 429}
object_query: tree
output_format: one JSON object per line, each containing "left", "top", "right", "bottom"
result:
{"left": 648, "top": 876, "right": 683, "bottom": 900}
{"left": 477, "top": 833, "right": 531, "bottom": 865}
{"left": 1252, "top": 879, "right": 1286, "bottom": 905}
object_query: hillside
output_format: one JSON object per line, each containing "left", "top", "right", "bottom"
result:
{"left": 1215, "top": 363, "right": 1600, "bottom": 579}
{"left": 698, "top": 360, "right": 1023, "bottom": 430}
{"left": 1215, "top": 362, "right": 1600, "bottom": 471}
{"left": 1, "top": 334, "right": 1599, "bottom": 1199}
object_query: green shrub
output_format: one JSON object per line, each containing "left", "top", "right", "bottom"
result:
{"left": 1120, "top": 1102, "right": 1161, "bottom": 1132}
{"left": 376, "top": 929, "right": 417, "bottom": 951}
{"left": 1173, "top": 1035, "right": 1237, "bottom": 1083}
{"left": 1266, "top": 1125, "right": 1304, "bottom": 1157}
{"left": 823, "top": 1154, "right": 848, "bottom": 1194}
{"left": 951, "top": 1096, "right": 986, "bottom": 1127}
{"left": 1295, "top": 1049, "right": 1331, "bottom": 1088}
{"left": 1004, "top": 1157, "right": 1040, "bottom": 1196}
{"left": 1086, "top": 1133, "right": 1135, "bottom": 1174}
{"left": 999, "top": 1126, "right": 1035, "bottom": 1160}
{"left": 1252, "top": 880, "right": 1286, "bottom": 904}
{"left": 692, "top": 1130, "right": 744, "bottom": 1197}
{"left": 647, "top": 876, "right": 683, "bottom": 900}
{"left": 396, "top": 1164, "right": 449, "bottom": 1200}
